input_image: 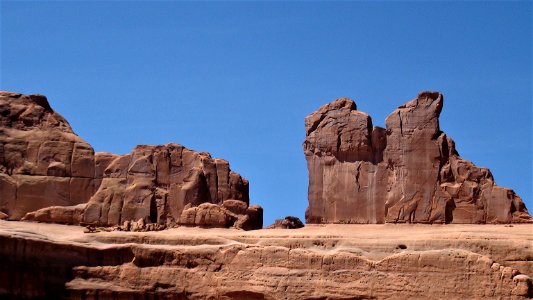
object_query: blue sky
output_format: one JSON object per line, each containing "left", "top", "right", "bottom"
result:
{"left": 1, "top": 1, "right": 531, "bottom": 225}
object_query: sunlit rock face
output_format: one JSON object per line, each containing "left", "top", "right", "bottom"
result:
{"left": 1, "top": 222, "right": 532, "bottom": 299}
{"left": 0, "top": 91, "right": 97, "bottom": 220}
{"left": 0, "top": 91, "right": 262, "bottom": 229}
{"left": 304, "top": 92, "right": 532, "bottom": 224}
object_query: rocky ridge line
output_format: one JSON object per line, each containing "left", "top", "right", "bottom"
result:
{"left": 0, "top": 91, "right": 262, "bottom": 230}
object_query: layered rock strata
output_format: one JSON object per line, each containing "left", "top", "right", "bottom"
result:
{"left": 1, "top": 221, "right": 531, "bottom": 299}
{"left": 0, "top": 91, "right": 262, "bottom": 229}
{"left": 304, "top": 92, "right": 532, "bottom": 224}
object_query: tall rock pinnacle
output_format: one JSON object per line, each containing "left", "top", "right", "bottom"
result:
{"left": 304, "top": 92, "right": 532, "bottom": 224}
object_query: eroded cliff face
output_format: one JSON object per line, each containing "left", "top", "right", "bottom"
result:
{"left": 304, "top": 92, "right": 532, "bottom": 224}
{"left": 0, "top": 91, "right": 262, "bottom": 229}
{"left": 0, "top": 92, "right": 98, "bottom": 220}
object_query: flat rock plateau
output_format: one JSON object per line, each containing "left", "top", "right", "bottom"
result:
{"left": 1, "top": 220, "right": 532, "bottom": 299}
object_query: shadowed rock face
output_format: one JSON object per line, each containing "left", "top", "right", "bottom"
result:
{"left": 304, "top": 92, "right": 532, "bottom": 224}
{"left": 0, "top": 91, "right": 262, "bottom": 229}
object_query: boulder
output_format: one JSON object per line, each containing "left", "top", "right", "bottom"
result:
{"left": 233, "top": 205, "right": 264, "bottom": 230}
{"left": 178, "top": 202, "right": 263, "bottom": 230}
{"left": 22, "top": 204, "right": 86, "bottom": 224}
{"left": 179, "top": 203, "right": 234, "bottom": 228}
{"left": 304, "top": 92, "right": 532, "bottom": 224}
{"left": 267, "top": 216, "right": 305, "bottom": 229}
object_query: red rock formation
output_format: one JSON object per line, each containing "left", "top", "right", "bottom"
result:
{"left": 80, "top": 144, "right": 252, "bottom": 227}
{"left": 0, "top": 92, "right": 97, "bottom": 220}
{"left": 304, "top": 92, "right": 532, "bottom": 224}
{"left": 0, "top": 91, "right": 262, "bottom": 229}
{"left": 266, "top": 216, "right": 305, "bottom": 229}
{"left": 1, "top": 222, "right": 531, "bottom": 299}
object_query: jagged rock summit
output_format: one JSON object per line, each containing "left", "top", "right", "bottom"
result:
{"left": 304, "top": 91, "right": 532, "bottom": 224}
{"left": 0, "top": 91, "right": 263, "bottom": 229}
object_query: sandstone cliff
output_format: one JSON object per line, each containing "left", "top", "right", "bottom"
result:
{"left": 304, "top": 92, "right": 532, "bottom": 224}
{"left": 0, "top": 91, "right": 262, "bottom": 229}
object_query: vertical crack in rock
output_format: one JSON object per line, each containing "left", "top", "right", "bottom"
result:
{"left": 355, "top": 163, "right": 361, "bottom": 192}
{"left": 304, "top": 91, "right": 532, "bottom": 224}
{"left": 336, "top": 132, "right": 342, "bottom": 154}
{"left": 398, "top": 111, "right": 403, "bottom": 136}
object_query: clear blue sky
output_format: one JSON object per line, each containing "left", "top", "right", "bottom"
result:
{"left": 1, "top": 1, "right": 531, "bottom": 225}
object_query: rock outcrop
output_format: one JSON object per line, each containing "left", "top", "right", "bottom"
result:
{"left": 0, "top": 91, "right": 262, "bottom": 229}
{"left": 267, "top": 216, "right": 305, "bottom": 229}
{"left": 304, "top": 92, "right": 532, "bottom": 224}
{"left": 0, "top": 92, "right": 97, "bottom": 220}
{"left": 77, "top": 143, "right": 253, "bottom": 228}
{"left": 1, "top": 221, "right": 532, "bottom": 299}
{"left": 178, "top": 201, "right": 263, "bottom": 230}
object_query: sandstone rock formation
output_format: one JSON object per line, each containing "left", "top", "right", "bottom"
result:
{"left": 267, "top": 216, "right": 305, "bottom": 229}
{"left": 178, "top": 201, "right": 263, "bottom": 230}
{"left": 0, "top": 91, "right": 262, "bottom": 229}
{"left": 304, "top": 92, "right": 532, "bottom": 224}
{"left": 0, "top": 92, "right": 97, "bottom": 220}
{"left": 1, "top": 221, "right": 531, "bottom": 299}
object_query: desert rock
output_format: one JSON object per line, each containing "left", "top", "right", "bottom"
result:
{"left": 0, "top": 92, "right": 97, "bottom": 220}
{"left": 0, "top": 91, "right": 262, "bottom": 229}
{"left": 0, "top": 221, "right": 531, "bottom": 299}
{"left": 304, "top": 92, "right": 532, "bottom": 224}
{"left": 267, "top": 216, "right": 305, "bottom": 229}
{"left": 81, "top": 144, "right": 253, "bottom": 228}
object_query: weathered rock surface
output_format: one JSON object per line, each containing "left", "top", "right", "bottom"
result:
{"left": 80, "top": 144, "right": 252, "bottom": 229}
{"left": 304, "top": 92, "right": 532, "bottom": 224}
{"left": 0, "top": 92, "right": 97, "bottom": 220}
{"left": 0, "top": 91, "right": 262, "bottom": 229}
{"left": 1, "top": 221, "right": 532, "bottom": 299}
{"left": 267, "top": 216, "right": 305, "bottom": 229}
{"left": 177, "top": 201, "right": 262, "bottom": 230}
